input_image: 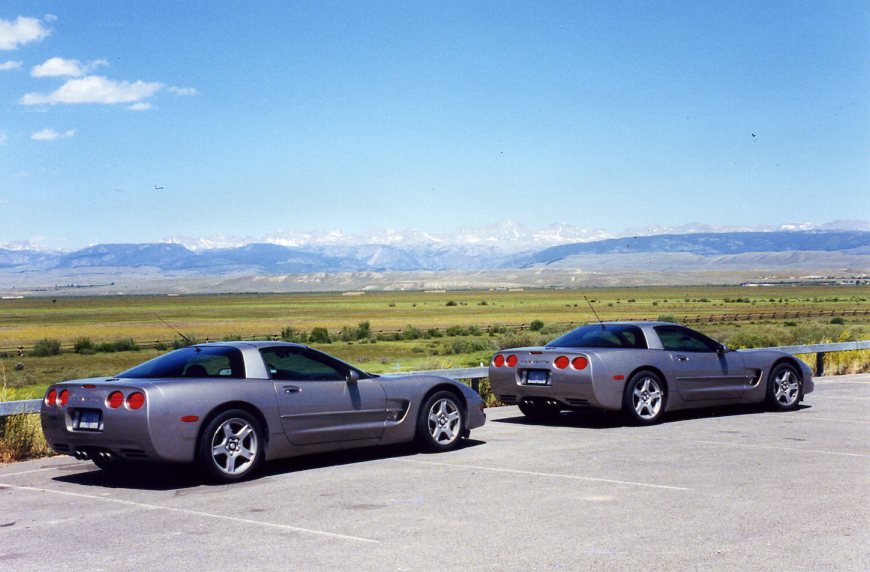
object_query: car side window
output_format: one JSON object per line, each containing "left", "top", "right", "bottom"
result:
{"left": 260, "top": 347, "right": 345, "bottom": 381}
{"left": 655, "top": 326, "right": 719, "bottom": 352}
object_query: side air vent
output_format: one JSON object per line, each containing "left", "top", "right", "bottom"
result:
{"left": 566, "top": 398, "right": 590, "bottom": 406}
{"left": 119, "top": 449, "right": 149, "bottom": 459}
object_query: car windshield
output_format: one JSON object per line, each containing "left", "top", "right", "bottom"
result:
{"left": 547, "top": 324, "right": 647, "bottom": 349}
{"left": 119, "top": 346, "right": 246, "bottom": 379}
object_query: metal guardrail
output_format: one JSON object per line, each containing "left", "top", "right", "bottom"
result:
{"left": 2, "top": 342, "right": 868, "bottom": 419}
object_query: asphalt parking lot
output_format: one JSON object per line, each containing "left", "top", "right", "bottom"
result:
{"left": 2, "top": 374, "right": 868, "bottom": 571}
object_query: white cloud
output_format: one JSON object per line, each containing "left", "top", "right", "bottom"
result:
{"left": 21, "top": 75, "right": 164, "bottom": 105}
{"left": 0, "top": 16, "right": 51, "bottom": 50}
{"left": 31, "top": 56, "right": 108, "bottom": 77}
{"left": 128, "top": 102, "right": 152, "bottom": 111}
{"left": 0, "top": 131, "right": 7, "bottom": 145}
{"left": 0, "top": 60, "right": 22, "bottom": 71}
{"left": 31, "top": 128, "right": 76, "bottom": 140}
{"left": 168, "top": 86, "right": 198, "bottom": 96}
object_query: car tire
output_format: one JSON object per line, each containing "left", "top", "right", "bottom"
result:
{"left": 198, "top": 409, "right": 264, "bottom": 483}
{"left": 417, "top": 391, "right": 465, "bottom": 452}
{"left": 622, "top": 370, "right": 666, "bottom": 425}
{"left": 518, "top": 400, "right": 561, "bottom": 421}
{"left": 765, "top": 362, "right": 802, "bottom": 412}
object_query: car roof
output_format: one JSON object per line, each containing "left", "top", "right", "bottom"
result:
{"left": 191, "top": 340, "right": 308, "bottom": 350}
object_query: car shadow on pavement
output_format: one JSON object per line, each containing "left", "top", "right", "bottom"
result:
{"left": 51, "top": 439, "right": 486, "bottom": 490}
{"left": 493, "top": 403, "right": 812, "bottom": 429}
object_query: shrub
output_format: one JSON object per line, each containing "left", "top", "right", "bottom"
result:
{"left": 355, "top": 321, "right": 371, "bottom": 340}
{"left": 830, "top": 317, "right": 845, "bottom": 325}
{"left": 446, "top": 325, "right": 466, "bottom": 336}
{"left": 73, "top": 337, "right": 96, "bottom": 355}
{"left": 402, "top": 325, "right": 423, "bottom": 340}
{"left": 31, "top": 338, "right": 61, "bottom": 357}
{"left": 529, "top": 319, "right": 544, "bottom": 331}
{"left": 172, "top": 336, "right": 198, "bottom": 349}
{"left": 308, "top": 327, "right": 332, "bottom": 344}
{"left": 656, "top": 314, "right": 678, "bottom": 323}
{"left": 0, "top": 413, "right": 52, "bottom": 463}
{"left": 445, "top": 300, "right": 458, "bottom": 307}
{"left": 280, "top": 326, "right": 307, "bottom": 343}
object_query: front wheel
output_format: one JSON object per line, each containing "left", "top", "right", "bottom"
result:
{"left": 417, "top": 391, "right": 465, "bottom": 452}
{"left": 766, "top": 363, "right": 802, "bottom": 412}
{"left": 198, "top": 409, "right": 264, "bottom": 483}
{"left": 622, "top": 370, "right": 666, "bottom": 425}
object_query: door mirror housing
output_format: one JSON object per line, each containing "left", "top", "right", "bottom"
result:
{"left": 346, "top": 370, "right": 360, "bottom": 384}
{"left": 716, "top": 344, "right": 730, "bottom": 354}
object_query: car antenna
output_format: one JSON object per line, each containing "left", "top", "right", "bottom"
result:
{"left": 584, "top": 295, "right": 606, "bottom": 330}
{"left": 154, "top": 313, "right": 194, "bottom": 346}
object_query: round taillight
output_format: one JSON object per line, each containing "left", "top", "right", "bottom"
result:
{"left": 554, "top": 356, "right": 570, "bottom": 369}
{"left": 58, "top": 389, "right": 69, "bottom": 407}
{"left": 493, "top": 354, "right": 505, "bottom": 368}
{"left": 506, "top": 354, "right": 518, "bottom": 368}
{"left": 572, "top": 356, "right": 589, "bottom": 370}
{"left": 107, "top": 391, "right": 124, "bottom": 409}
{"left": 45, "top": 389, "right": 57, "bottom": 407}
{"left": 126, "top": 392, "right": 145, "bottom": 410}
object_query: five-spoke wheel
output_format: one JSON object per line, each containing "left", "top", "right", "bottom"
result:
{"left": 198, "top": 409, "right": 264, "bottom": 483}
{"left": 623, "top": 370, "right": 666, "bottom": 425}
{"left": 417, "top": 391, "right": 465, "bottom": 452}
{"left": 766, "top": 363, "right": 802, "bottom": 412}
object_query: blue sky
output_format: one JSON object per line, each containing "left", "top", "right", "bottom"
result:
{"left": 1, "top": 1, "right": 868, "bottom": 249}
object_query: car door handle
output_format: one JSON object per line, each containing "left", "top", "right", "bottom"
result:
{"left": 283, "top": 385, "right": 301, "bottom": 394}
{"left": 675, "top": 355, "right": 689, "bottom": 362}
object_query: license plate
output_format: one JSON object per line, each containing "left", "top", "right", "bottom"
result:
{"left": 75, "top": 410, "right": 102, "bottom": 431}
{"left": 526, "top": 370, "right": 550, "bottom": 385}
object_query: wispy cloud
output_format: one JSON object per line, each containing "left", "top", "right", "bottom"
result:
{"left": 31, "top": 56, "right": 108, "bottom": 77}
{"left": 31, "top": 128, "right": 76, "bottom": 140}
{"left": 0, "top": 16, "right": 51, "bottom": 50}
{"left": 128, "top": 102, "right": 152, "bottom": 111}
{"left": 168, "top": 86, "right": 198, "bottom": 96}
{"left": 0, "top": 60, "right": 22, "bottom": 71}
{"left": 0, "top": 131, "right": 7, "bottom": 145}
{"left": 21, "top": 75, "right": 163, "bottom": 105}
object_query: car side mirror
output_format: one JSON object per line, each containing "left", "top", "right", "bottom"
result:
{"left": 346, "top": 370, "right": 360, "bottom": 384}
{"left": 717, "top": 344, "right": 730, "bottom": 354}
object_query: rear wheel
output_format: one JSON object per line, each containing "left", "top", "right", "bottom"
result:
{"left": 766, "top": 363, "right": 802, "bottom": 412}
{"left": 622, "top": 370, "right": 666, "bottom": 425}
{"left": 198, "top": 409, "right": 264, "bottom": 483}
{"left": 417, "top": 391, "right": 464, "bottom": 452}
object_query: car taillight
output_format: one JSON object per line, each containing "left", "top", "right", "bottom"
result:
{"left": 506, "top": 354, "right": 518, "bottom": 368}
{"left": 57, "top": 389, "right": 69, "bottom": 407}
{"left": 493, "top": 354, "right": 505, "bottom": 367}
{"left": 554, "top": 356, "right": 570, "bottom": 369}
{"left": 107, "top": 391, "right": 124, "bottom": 409}
{"left": 45, "top": 389, "right": 57, "bottom": 407}
{"left": 572, "top": 356, "right": 589, "bottom": 370}
{"left": 126, "top": 392, "right": 145, "bottom": 410}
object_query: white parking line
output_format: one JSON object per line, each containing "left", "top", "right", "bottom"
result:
{"left": 690, "top": 441, "right": 870, "bottom": 458}
{"left": 0, "top": 482, "right": 378, "bottom": 544}
{"left": 0, "top": 463, "right": 92, "bottom": 479}
{"left": 395, "top": 459, "right": 694, "bottom": 491}
{"left": 804, "top": 417, "right": 870, "bottom": 425}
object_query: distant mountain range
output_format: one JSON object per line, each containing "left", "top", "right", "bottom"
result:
{"left": 1, "top": 228, "right": 868, "bottom": 276}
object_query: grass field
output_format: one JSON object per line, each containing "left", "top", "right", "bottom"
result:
{"left": 0, "top": 285, "right": 868, "bottom": 398}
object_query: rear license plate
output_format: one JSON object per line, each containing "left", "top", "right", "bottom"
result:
{"left": 75, "top": 409, "right": 102, "bottom": 431}
{"left": 525, "top": 370, "right": 550, "bottom": 385}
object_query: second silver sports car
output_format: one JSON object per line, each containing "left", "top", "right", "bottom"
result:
{"left": 41, "top": 341, "right": 486, "bottom": 482}
{"left": 490, "top": 322, "right": 813, "bottom": 424}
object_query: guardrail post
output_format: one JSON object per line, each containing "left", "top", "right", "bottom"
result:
{"left": 471, "top": 378, "right": 480, "bottom": 393}
{"left": 816, "top": 353, "right": 825, "bottom": 377}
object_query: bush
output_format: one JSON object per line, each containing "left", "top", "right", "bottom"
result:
{"left": 308, "top": 327, "right": 332, "bottom": 344}
{"left": 445, "top": 325, "right": 466, "bottom": 336}
{"left": 172, "top": 336, "right": 198, "bottom": 349}
{"left": 280, "top": 326, "right": 307, "bottom": 343}
{"left": 73, "top": 337, "right": 96, "bottom": 355}
{"left": 830, "top": 317, "right": 845, "bottom": 325}
{"left": 31, "top": 338, "right": 61, "bottom": 357}
{"left": 445, "top": 300, "right": 457, "bottom": 307}
{"left": 0, "top": 413, "right": 52, "bottom": 462}
{"left": 656, "top": 314, "right": 678, "bottom": 323}
{"left": 529, "top": 319, "right": 544, "bottom": 331}
{"left": 402, "top": 325, "right": 423, "bottom": 340}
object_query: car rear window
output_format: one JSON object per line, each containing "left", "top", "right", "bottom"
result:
{"left": 547, "top": 325, "right": 647, "bottom": 349}
{"left": 119, "top": 346, "right": 246, "bottom": 379}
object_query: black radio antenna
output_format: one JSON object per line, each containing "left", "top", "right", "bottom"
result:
{"left": 583, "top": 295, "right": 606, "bottom": 330}
{"left": 154, "top": 313, "right": 193, "bottom": 344}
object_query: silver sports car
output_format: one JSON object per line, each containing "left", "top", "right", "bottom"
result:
{"left": 41, "top": 341, "right": 486, "bottom": 482}
{"left": 489, "top": 322, "right": 813, "bottom": 424}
